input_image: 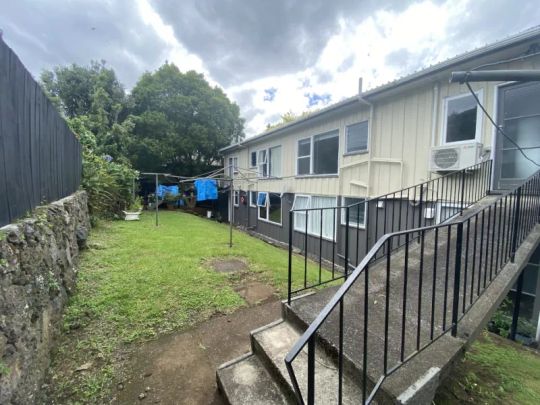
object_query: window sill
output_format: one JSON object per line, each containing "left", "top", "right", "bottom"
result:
{"left": 339, "top": 222, "right": 366, "bottom": 229}
{"left": 258, "top": 217, "right": 283, "bottom": 227}
{"left": 343, "top": 150, "right": 368, "bottom": 157}
{"left": 295, "top": 174, "right": 339, "bottom": 179}
{"left": 258, "top": 176, "right": 282, "bottom": 181}
{"left": 293, "top": 229, "right": 336, "bottom": 242}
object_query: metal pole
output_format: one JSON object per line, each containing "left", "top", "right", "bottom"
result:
{"left": 510, "top": 270, "right": 524, "bottom": 341}
{"left": 229, "top": 181, "right": 234, "bottom": 248}
{"left": 155, "top": 173, "right": 159, "bottom": 227}
{"left": 450, "top": 70, "right": 540, "bottom": 84}
{"left": 451, "top": 222, "right": 464, "bottom": 337}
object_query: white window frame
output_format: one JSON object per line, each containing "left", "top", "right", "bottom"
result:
{"left": 233, "top": 190, "right": 239, "bottom": 207}
{"left": 340, "top": 197, "right": 367, "bottom": 228}
{"left": 441, "top": 90, "right": 483, "bottom": 146}
{"left": 292, "top": 194, "right": 338, "bottom": 240}
{"left": 268, "top": 145, "right": 282, "bottom": 178}
{"left": 228, "top": 156, "right": 239, "bottom": 177}
{"left": 345, "top": 121, "right": 369, "bottom": 155}
{"left": 296, "top": 130, "right": 339, "bottom": 176}
{"left": 258, "top": 150, "right": 268, "bottom": 178}
{"left": 436, "top": 202, "right": 462, "bottom": 224}
{"left": 257, "top": 191, "right": 282, "bottom": 225}
{"left": 255, "top": 146, "right": 282, "bottom": 178}
{"left": 249, "top": 190, "right": 257, "bottom": 207}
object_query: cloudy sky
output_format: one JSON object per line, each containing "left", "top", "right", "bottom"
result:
{"left": 1, "top": 0, "right": 539, "bottom": 136}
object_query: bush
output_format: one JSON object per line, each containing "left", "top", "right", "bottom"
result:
{"left": 69, "top": 117, "right": 138, "bottom": 223}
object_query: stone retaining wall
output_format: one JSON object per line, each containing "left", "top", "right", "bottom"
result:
{"left": 0, "top": 191, "right": 90, "bottom": 404}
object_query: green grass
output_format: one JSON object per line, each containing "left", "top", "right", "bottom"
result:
{"left": 48, "top": 210, "right": 330, "bottom": 403}
{"left": 435, "top": 331, "right": 540, "bottom": 404}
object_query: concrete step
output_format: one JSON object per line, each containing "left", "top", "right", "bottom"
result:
{"left": 252, "top": 320, "right": 364, "bottom": 404}
{"left": 217, "top": 352, "right": 292, "bottom": 405}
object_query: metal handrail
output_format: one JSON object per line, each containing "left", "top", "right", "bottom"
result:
{"left": 285, "top": 167, "right": 540, "bottom": 404}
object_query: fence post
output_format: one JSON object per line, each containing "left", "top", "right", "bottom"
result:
{"left": 344, "top": 206, "right": 350, "bottom": 279}
{"left": 418, "top": 184, "right": 424, "bottom": 230}
{"left": 288, "top": 210, "right": 293, "bottom": 305}
{"left": 460, "top": 169, "right": 466, "bottom": 215}
{"left": 451, "top": 222, "right": 464, "bottom": 337}
{"left": 511, "top": 187, "right": 522, "bottom": 263}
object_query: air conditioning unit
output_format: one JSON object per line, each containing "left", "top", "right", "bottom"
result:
{"left": 430, "top": 142, "right": 483, "bottom": 172}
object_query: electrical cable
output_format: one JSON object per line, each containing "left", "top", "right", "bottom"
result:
{"left": 464, "top": 81, "right": 540, "bottom": 167}
{"left": 470, "top": 49, "right": 540, "bottom": 71}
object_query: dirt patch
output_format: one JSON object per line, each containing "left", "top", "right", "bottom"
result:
{"left": 114, "top": 299, "right": 281, "bottom": 405}
{"left": 234, "top": 281, "right": 277, "bottom": 305}
{"left": 209, "top": 258, "right": 248, "bottom": 273}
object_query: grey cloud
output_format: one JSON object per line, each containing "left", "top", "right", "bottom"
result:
{"left": 154, "top": 0, "right": 414, "bottom": 86}
{"left": 0, "top": 0, "right": 168, "bottom": 88}
{"left": 338, "top": 55, "right": 355, "bottom": 72}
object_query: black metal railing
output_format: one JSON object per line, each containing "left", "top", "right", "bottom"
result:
{"left": 287, "top": 160, "right": 492, "bottom": 302}
{"left": 284, "top": 168, "right": 540, "bottom": 404}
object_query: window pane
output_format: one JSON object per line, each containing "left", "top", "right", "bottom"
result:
{"left": 293, "top": 196, "right": 309, "bottom": 231}
{"left": 257, "top": 192, "right": 267, "bottom": 206}
{"left": 314, "top": 131, "right": 339, "bottom": 174}
{"left": 346, "top": 122, "right": 368, "bottom": 153}
{"left": 269, "top": 146, "right": 282, "bottom": 177}
{"left": 310, "top": 196, "right": 336, "bottom": 239}
{"left": 258, "top": 150, "right": 267, "bottom": 177}
{"left": 298, "top": 138, "right": 311, "bottom": 157}
{"left": 250, "top": 191, "right": 257, "bottom": 206}
{"left": 251, "top": 151, "right": 257, "bottom": 167}
{"left": 297, "top": 157, "right": 310, "bottom": 175}
{"left": 269, "top": 193, "right": 282, "bottom": 223}
{"left": 342, "top": 197, "right": 366, "bottom": 225}
{"left": 446, "top": 95, "right": 477, "bottom": 143}
{"left": 503, "top": 82, "right": 540, "bottom": 119}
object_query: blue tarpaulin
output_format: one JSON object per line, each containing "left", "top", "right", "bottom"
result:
{"left": 194, "top": 179, "right": 218, "bottom": 201}
{"left": 157, "top": 185, "right": 179, "bottom": 198}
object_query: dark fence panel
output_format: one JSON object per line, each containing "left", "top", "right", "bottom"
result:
{"left": 0, "top": 39, "right": 81, "bottom": 227}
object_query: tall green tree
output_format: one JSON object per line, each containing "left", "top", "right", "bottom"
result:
{"left": 129, "top": 63, "right": 244, "bottom": 175}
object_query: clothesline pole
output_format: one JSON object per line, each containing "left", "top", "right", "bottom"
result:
{"left": 229, "top": 181, "right": 234, "bottom": 248}
{"left": 155, "top": 173, "right": 159, "bottom": 227}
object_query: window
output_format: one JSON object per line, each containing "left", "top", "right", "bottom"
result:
{"left": 258, "top": 150, "right": 268, "bottom": 177}
{"left": 341, "top": 197, "right": 366, "bottom": 227}
{"left": 257, "top": 192, "right": 282, "bottom": 224}
{"left": 442, "top": 92, "right": 482, "bottom": 144}
{"left": 249, "top": 191, "right": 257, "bottom": 207}
{"left": 292, "top": 195, "right": 337, "bottom": 240}
{"left": 269, "top": 146, "right": 282, "bottom": 177}
{"left": 250, "top": 151, "right": 257, "bottom": 168}
{"left": 297, "top": 130, "right": 339, "bottom": 175}
{"left": 233, "top": 190, "right": 239, "bottom": 206}
{"left": 228, "top": 156, "right": 238, "bottom": 177}
{"left": 346, "top": 121, "right": 369, "bottom": 154}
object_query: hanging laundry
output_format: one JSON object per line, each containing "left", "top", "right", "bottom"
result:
{"left": 194, "top": 179, "right": 218, "bottom": 201}
{"left": 157, "top": 185, "right": 179, "bottom": 198}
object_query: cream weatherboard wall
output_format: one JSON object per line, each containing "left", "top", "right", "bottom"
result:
{"left": 224, "top": 53, "right": 540, "bottom": 201}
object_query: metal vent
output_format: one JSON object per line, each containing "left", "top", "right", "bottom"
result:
{"left": 433, "top": 148, "right": 459, "bottom": 169}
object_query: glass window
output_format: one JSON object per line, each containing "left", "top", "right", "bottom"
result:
{"left": 341, "top": 197, "right": 366, "bottom": 227}
{"left": 346, "top": 121, "right": 369, "bottom": 153}
{"left": 313, "top": 131, "right": 339, "bottom": 174}
{"left": 258, "top": 150, "right": 267, "bottom": 177}
{"left": 292, "top": 195, "right": 309, "bottom": 232}
{"left": 444, "top": 94, "right": 479, "bottom": 143}
{"left": 249, "top": 191, "right": 257, "bottom": 207}
{"left": 297, "top": 138, "right": 311, "bottom": 175}
{"left": 268, "top": 194, "right": 282, "bottom": 224}
{"left": 228, "top": 156, "right": 238, "bottom": 177}
{"left": 269, "top": 146, "right": 282, "bottom": 177}
{"left": 233, "top": 190, "right": 239, "bottom": 206}
{"left": 250, "top": 151, "right": 257, "bottom": 168}
{"left": 292, "top": 195, "right": 336, "bottom": 240}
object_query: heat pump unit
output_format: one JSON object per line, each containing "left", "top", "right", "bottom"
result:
{"left": 430, "top": 142, "right": 483, "bottom": 172}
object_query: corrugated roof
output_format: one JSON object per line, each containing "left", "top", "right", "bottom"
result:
{"left": 221, "top": 25, "right": 540, "bottom": 153}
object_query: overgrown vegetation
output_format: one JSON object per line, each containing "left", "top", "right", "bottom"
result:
{"left": 46, "top": 211, "right": 329, "bottom": 403}
{"left": 488, "top": 297, "right": 536, "bottom": 339}
{"left": 435, "top": 331, "right": 540, "bottom": 404}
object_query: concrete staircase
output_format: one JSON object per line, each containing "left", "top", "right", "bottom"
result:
{"left": 217, "top": 197, "right": 540, "bottom": 404}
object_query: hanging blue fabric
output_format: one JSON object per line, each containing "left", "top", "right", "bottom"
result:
{"left": 194, "top": 179, "right": 218, "bottom": 201}
{"left": 157, "top": 185, "right": 179, "bottom": 198}
{"left": 257, "top": 192, "right": 267, "bottom": 206}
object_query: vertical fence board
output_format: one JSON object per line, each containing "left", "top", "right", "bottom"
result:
{"left": 0, "top": 39, "right": 81, "bottom": 226}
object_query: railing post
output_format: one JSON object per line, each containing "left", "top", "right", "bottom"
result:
{"left": 510, "top": 270, "right": 524, "bottom": 341}
{"left": 344, "top": 206, "right": 350, "bottom": 279}
{"left": 418, "top": 184, "right": 423, "bottom": 230}
{"left": 460, "top": 168, "right": 466, "bottom": 215}
{"left": 288, "top": 210, "right": 293, "bottom": 305}
{"left": 511, "top": 187, "right": 522, "bottom": 263}
{"left": 451, "top": 222, "right": 464, "bottom": 337}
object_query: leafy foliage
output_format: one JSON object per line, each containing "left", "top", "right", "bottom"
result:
{"left": 265, "top": 110, "right": 312, "bottom": 130}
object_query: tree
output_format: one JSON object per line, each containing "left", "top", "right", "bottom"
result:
{"left": 266, "top": 110, "right": 312, "bottom": 130}
{"left": 128, "top": 63, "right": 244, "bottom": 175}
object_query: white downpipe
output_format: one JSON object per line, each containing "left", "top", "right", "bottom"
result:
{"left": 430, "top": 83, "right": 440, "bottom": 182}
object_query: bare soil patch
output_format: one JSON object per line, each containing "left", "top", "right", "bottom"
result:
{"left": 114, "top": 298, "right": 281, "bottom": 404}
{"left": 209, "top": 258, "right": 249, "bottom": 273}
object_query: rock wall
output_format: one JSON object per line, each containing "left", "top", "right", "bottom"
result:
{"left": 0, "top": 191, "right": 90, "bottom": 404}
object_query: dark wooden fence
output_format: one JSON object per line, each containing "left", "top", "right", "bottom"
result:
{"left": 0, "top": 39, "right": 82, "bottom": 227}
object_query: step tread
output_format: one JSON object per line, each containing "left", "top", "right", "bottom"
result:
{"left": 253, "top": 321, "right": 363, "bottom": 404}
{"left": 217, "top": 353, "right": 292, "bottom": 405}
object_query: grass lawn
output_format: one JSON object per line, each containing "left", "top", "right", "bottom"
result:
{"left": 46, "top": 210, "right": 329, "bottom": 403}
{"left": 435, "top": 331, "right": 540, "bottom": 404}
